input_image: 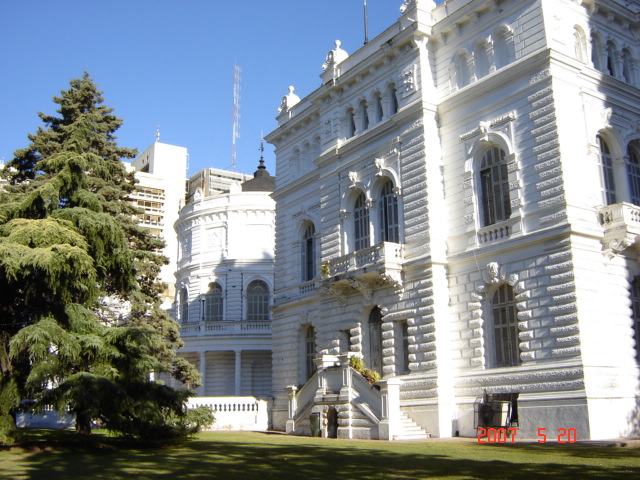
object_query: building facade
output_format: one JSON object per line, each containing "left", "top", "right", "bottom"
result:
{"left": 126, "top": 141, "right": 188, "bottom": 308}
{"left": 266, "top": 0, "right": 640, "bottom": 440}
{"left": 174, "top": 161, "right": 275, "bottom": 398}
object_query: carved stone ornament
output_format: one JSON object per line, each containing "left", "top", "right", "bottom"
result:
{"left": 348, "top": 171, "right": 358, "bottom": 187}
{"left": 381, "top": 270, "right": 404, "bottom": 294}
{"left": 322, "top": 40, "right": 349, "bottom": 71}
{"left": 485, "top": 262, "right": 502, "bottom": 284}
{"left": 604, "top": 235, "right": 637, "bottom": 259}
{"left": 374, "top": 157, "right": 384, "bottom": 174}
{"left": 402, "top": 68, "right": 415, "bottom": 95}
{"left": 400, "top": 0, "right": 416, "bottom": 13}
{"left": 278, "top": 86, "right": 300, "bottom": 114}
{"left": 319, "top": 284, "right": 347, "bottom": 305}
{"left": 348, "top": 278, "right": 373, "bottom": 303}
{"left": 603, "top": 107, "right": 613, "bottom": 130}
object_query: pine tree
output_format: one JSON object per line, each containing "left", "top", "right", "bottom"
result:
{"left": 0, "top": 74, "right": 205, "bottom": 442}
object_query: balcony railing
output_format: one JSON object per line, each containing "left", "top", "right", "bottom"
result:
{"left": 180, "top": 321, "right": 271, "bottom": 337}
{"left": 319, "top": 243, "right": 404, "bottom": 300}
{"left": 599, "top": 202, "right": 640, "bottom": 257}
{"left": 324, "top": 242, "right": 404, "bottom": 278}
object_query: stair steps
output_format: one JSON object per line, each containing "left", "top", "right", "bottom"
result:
{"left": 392, "top": 413, "right": 429, "bottom": 441}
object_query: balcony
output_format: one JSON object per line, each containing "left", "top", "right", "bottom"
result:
{"left": 599, "top": 202, "right": 640, "bottom": 257}
{"left": 180, "top": 321, "right": 271, "bottom": 338}
{"left": 320, "top": 242, "right": 404, "bottom": 302}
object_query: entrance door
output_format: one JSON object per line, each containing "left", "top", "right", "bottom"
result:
{"left": 327, "top": 407, "right": 338, "bottom": 438}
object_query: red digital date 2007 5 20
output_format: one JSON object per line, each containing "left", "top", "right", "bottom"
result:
{"left": 477, "top": 427, "right": 577, "bottom": 443}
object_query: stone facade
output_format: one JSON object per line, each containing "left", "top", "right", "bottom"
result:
{"left": 174, "top": 164, "right": 275, "bottom": 399}
{"left": 266, "top": 0, "right": 640, "bottom": 440}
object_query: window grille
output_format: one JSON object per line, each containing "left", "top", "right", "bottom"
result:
{"left": 480, "top": 146, "right": 511, "bottom": 226}
{"left": 247, "top": 281, "right": 269, "bottom": 321}
{"left": 491, "top": 284, "right": 520, "bottom": 367}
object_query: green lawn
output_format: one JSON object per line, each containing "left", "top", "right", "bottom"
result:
{"left": 1, "top": 430, "right": 639, "bottom": 480}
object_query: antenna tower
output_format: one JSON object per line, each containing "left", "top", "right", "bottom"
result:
{"left": 232, "top": 64, "right": 241, "bottom": 172}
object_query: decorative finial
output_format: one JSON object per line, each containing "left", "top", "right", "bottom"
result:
{"left": 322, "top": 40, "right": 349, "bottom": 71}
{"left": 258, "top": 134, "right": 266, "bottom": 170}
{"left": 278, "top": 86, "right": 300, "bottom": 113}
{"left": 155, "top": 126, "right": 160, "bottom": 142}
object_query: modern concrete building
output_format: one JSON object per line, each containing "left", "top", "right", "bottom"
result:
{"left": 126, "top": 141, "right": 188, "bottom": 308}
{"left": 174, "top": 158, "right": 275, "bottom": 398}
{"left": 266, "top": 0, "right": 640, "bottom": 440}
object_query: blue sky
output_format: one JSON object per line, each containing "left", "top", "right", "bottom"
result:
{"left": 1, "top": 1, "right": 441, "bottom": 176}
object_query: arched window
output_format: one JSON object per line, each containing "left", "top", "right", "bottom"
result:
{"left": 490, "top": 284, "right": 520, "bottom": 368}
{"left": 359, "top": 99, "right": 369, "bottom": 131}
{"left": 305, "top": 325, "right": 316, "bottom": 379}
{"left": 480, "top": 146, "right": 511, "bottom": 226}
{"left": 622, "top": 48, "right": 633, "bottom": 84}
{"left": 627, "top": 142, "right": 640, "bottom": 206}
{"left": 455, "top": 52, "right": 470, "bottom": 88}
{"left": 607, "top": 40, "right": 617, "bottom": 77}
{"left": 180, "top": 287, "right": 189, "bottom": 323}
{"left": 574, "top": 27, "right": 587, "bottom": 63}
{"left": 387, "top": 84, "right": 398, "bottom": 115}
{"left": 347, "top": 107, "right": 356, "bottom": 138}
{"left": 597, "top": 135, "right": 616, "bottom": 205}
{"left": 493, "top": 27, "right": 515, "bottom": 69}
{"left": 301, "top": 223, "right": 316, "bottom": 282}
{"left": 379, "top": 179, "right": 399, "bottom": 243}
{"left": 247, "top": 280, "right": 270, "bottom": 321}
{"left": 630, "top": 277, "right": 640, "bottom": 360}
{"left": 368, "top": 307, "right": 383, "bottom": 374}
{"left": 373, "top": 92, "right": 383, "bottom": 123}
{"left": 591, "top": 33, "right": 603, "bottom": 71}
{"left": 354, "top": 191, "right": 370, "bottom": 251}
{"left": 203, "top": 283, "right": 223, "bottom": 322}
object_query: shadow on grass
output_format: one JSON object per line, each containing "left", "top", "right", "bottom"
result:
{"left": 6, "top": 434, "right": 640, "bottom": 480}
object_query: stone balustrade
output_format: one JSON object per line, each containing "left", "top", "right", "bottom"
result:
{"left": 180, "top": 321, "right": 271, "bottom": 338}
{"left": 324, "top": 242, "right": 403, "bottom": 278}
{"left": 187, "top": 396, "right": 270, "bottom": 431}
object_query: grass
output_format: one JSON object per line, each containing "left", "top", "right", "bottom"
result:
{"left": 1, "top": 430, "right": 640, "bottom": 480}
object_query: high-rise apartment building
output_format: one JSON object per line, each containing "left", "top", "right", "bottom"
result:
{"left": 126, "top": 141, "right": 188, "bottom": 308}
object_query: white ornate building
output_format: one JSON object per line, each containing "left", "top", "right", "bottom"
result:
{"left": 174, "top": 159, "right": 275, "bottom": 399}
{"left": 266, "top": 0, "right": 640, "bottom": 440}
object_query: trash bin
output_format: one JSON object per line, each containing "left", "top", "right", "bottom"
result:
{"left": 309, "top": 412, "right": 321, "bottom": 437}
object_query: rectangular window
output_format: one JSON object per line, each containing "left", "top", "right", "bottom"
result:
{"left": 492, "top": 285, "right": 520, "bottom": 367}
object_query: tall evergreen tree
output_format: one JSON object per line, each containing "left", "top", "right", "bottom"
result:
{"left": 0, "top": 74, "right": 204, "bottom": 442}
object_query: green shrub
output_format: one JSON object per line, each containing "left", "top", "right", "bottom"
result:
{"left": 349, "top": 356, "right": 380, "bottom": 384}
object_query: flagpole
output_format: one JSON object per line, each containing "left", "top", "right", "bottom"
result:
{"left": 363, "top": 0, "right": 369, "bottom": 44}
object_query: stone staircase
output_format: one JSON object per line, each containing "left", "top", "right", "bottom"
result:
{"left": 391, "top": 413, "right": 430, "bottom": 441}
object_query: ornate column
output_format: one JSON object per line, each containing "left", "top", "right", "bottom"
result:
{"left": 377, "top": 378, "right": 402, "bottom": 440}
{"left": 234, "top": 349, "right": 242, "bottom": 396}
{"left": 285, "top": 385, "right": 298, "bottom": 434}
{"left": 199, "top": 351, "right": 207, "bottom": 397}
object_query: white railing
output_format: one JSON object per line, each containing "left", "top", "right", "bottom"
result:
{"left": 180, "top": 321, "right": 271, "bottom": 337}
{"left": 476, "top": 221, "right": 515, "bottom": 245}
{"left": 286, "top": 359, "right": 384, "bottom": 437}
{"left": 350, "top": 368, "right": 382, "bottom": 421}
{"left": 15, "top": 406, "right": 75, "bottom": 429}
{"left": 298, "top": 280, "right": 318, "bottom": 295}
{"left": 187, "top": 396, "right": 270, "bottom": 431}
{"left": 325, "top": 242, "right": 403, "bottom": 277}
{"left": 599, "top": 202, "right": 640, "bottom": 228}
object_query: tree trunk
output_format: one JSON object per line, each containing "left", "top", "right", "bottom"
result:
{"left": 75, "top": 411, "right": 92, "bottom": 435}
